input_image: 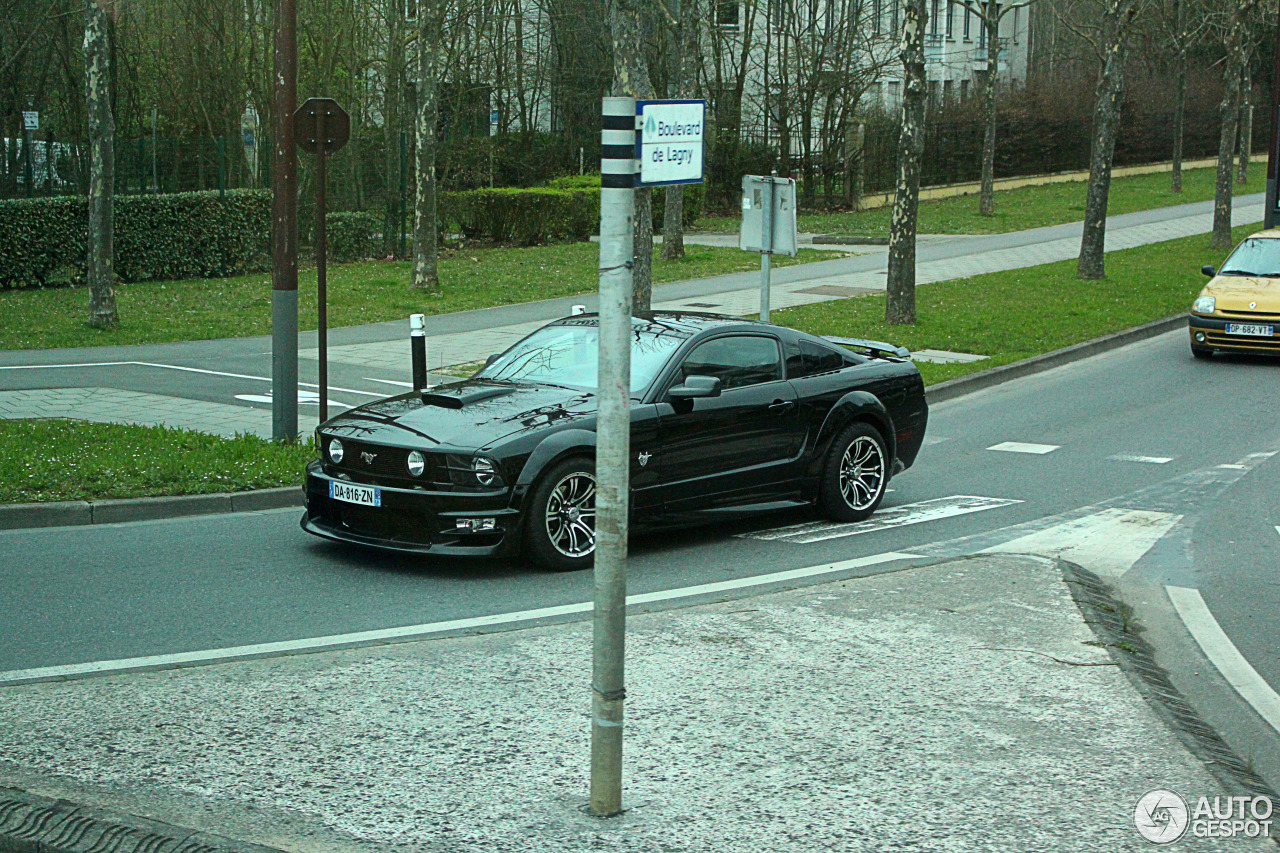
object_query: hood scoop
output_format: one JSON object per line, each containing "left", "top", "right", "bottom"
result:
{"left": 420, "top": 384, "right": 516, "bottom": 409}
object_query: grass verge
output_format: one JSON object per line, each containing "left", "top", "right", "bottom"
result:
{"left": 0, "top": 243, "right": 837, "bottom": 351}
{"left": 696, "top": 164, "right": 1263, "bottom": 236}
{"left": 774, "top": 225, "right": 1252, "bottom": 386}
{"left": 0, "top": 419, "right": 315, "bottom": 503}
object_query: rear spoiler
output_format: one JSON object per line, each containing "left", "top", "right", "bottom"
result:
{"left": 822, "top": 336, "right": 911, "bottom": 360}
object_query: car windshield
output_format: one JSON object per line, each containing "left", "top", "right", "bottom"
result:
{"left": 1220, "top": 238, "right": 1280, "bottom": 277}
{"left": 476, "top": 318, "right": 690, "bottom": 393}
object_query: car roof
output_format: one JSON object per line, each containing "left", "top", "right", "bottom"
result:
{"left": 550, "top": 310, "right": 777, "bottom": 337}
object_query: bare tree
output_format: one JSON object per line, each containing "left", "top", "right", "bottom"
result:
{"left": 660, "top": 0, "right": 698, "bottom": 261}
{"left": 412, "top": 0, "right": 446, "bottom": 292}
{"left": 84, "top": 0, "right": 118, "bottom": 328}
{"left": 1149, "top": 0, "right": 1210, "bottom": 192}
{"left": 885, "top": 0, "right": 928, "bottom": 325}
{"left": 1061, "top": 0, "right": 1149, "bottom": 281}
{"left": 1211, "top": 0, "right": 1256, "bottom": 250}
{"left": 384, "top": 0, "right": 408, "bottom": 257}
{"left": 958, "top": 0, "right": 1034, "bottom": 216}
{"left": 1237, "top": 49, "right": 1252, "bottom": 185}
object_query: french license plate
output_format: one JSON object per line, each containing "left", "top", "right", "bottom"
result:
{"left": 329, "top": 480, "right": 381, "bottom": 507}
{"left": 1225, "top": 323, "right": 1274, "bottom": 337}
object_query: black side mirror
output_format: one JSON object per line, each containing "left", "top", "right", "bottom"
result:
{"left": 1202, "top": 265, "right": 1216, "bottom": 277}
{"left": 484, "top": 353, "right": 501, "bottom": 367}
{"left": 668, "top": 375, "right": 722, "bottom": 400}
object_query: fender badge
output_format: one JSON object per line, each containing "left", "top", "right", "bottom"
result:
{"left": 638, "top": 452, "right": 651, "bottom": 467}
{"left": 1250, "top": 301, "right": 1257, "bottom": 309}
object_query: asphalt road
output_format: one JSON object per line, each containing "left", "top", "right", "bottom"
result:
{"left": 2, "top": 327, "right": 1278, "bottom": 791}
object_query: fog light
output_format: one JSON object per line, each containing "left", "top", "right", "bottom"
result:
{"left": 455, "top": 517, "right": 497, "bottom": 532}
{"left": 328, "top": 438, "right": 344, "bottom": 464}
{"left": 407, "top": 450, "right": 426, "bottom": 477}
{"left": 1195, "top": 332, "right": 1206, "bottom": 343}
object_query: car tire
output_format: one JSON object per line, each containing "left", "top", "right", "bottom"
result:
{"left": 820, "top": 422, "right": 889, "bottom": 523}
{"left": 525, "top": 457, "right": 597, "bottom": 571}
{"left": 1191, "top": 345, "right": 1213, "bottom": 360}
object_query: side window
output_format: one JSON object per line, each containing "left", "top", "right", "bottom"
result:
{"left": 791, "top": 340, "right": 848, "bottom": 378}
{"left": 679, "top": 335, "right": 782, "bottom": 390}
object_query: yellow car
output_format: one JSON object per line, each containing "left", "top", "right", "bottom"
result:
{"left": 1189, "top": 229, "right": 1280, "bottom": 358}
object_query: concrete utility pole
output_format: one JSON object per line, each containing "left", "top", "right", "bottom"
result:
{"left": 1265, "top": 0, "right": 1280, "bottom": 229}
{"left": 271, "top": 0, "right": 299, "bottom": 441}
{"left": 590, "top": 95, "right": 636, "bottom": 818}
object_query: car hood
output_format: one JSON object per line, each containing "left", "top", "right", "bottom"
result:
{"left": 1203, "top": 276, "right": 1280, "bottom": 313}
{"left": 320, "top": 380, "right": 597, "bottom": 450}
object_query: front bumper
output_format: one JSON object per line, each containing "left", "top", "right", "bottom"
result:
{"left": 301, "top": 460, "right": 523, "bottom": 557}
{"left": 1189, "top": 314, "right": 1280, "bottom": 355}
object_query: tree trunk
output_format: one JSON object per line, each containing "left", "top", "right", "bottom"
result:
{"left": 1077, "top": 6, "right": 1126, "bottom": 282}
{"left": 608, "top": 0, "right": 655, "bottom": 310}
{"left": 1237, "top": 65, "right": 1251, "bottom": 185}
{"left": 978, "top": 0, "right": 999, "bottom": 216}
{"left": 662, "top": 0, "right": 697, "bottom": 261}
{"left": 1171, "top": 47, "right": 1186, "bottom": 192}
{"left": 412, "top": 0, "right": 443, "bottom": 292}
{"left": 383, "top": 0, "right": 404, "bottom": 257}
{"left": 886, "top": 0, "right": 928, "bottom": 325}
{"left": 85, "top": 0, "right": 118, "bottom": 329}
{"left": 1212, "top": 1, "right": 1253, "bottom": 250}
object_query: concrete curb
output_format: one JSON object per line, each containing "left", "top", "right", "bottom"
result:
{"left": 0, "top": 486, "right": 302, "bottom": 532}
{"left": 812, "top": 234, "right": 889, "bottom": 245}
{"left": 0, "top": 785, "right": 287, "bottom": 853}
{"left": 925, "top": 314, "right": 1186, "bottom": 405}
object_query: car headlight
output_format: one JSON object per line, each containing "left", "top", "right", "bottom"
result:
{"left": 327, "top": 437, "right": 344, "bottom": 464}
{"left": 473, "top": 456, "right": 498, "bottom": 486}
{"left": 1193, "top": 296, "right": 1216, "bottom": 314}
{"left": 407, "top": 450, "right": 426, "bottom": 477}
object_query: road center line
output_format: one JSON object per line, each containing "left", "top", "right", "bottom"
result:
{"left": 1167, "top": 585, "right": 1280, "bottom": 735}
{"left": 0, "top": 551, "right": 919, "bottom": 687}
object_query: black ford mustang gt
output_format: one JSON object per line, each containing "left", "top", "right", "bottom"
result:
{"left": 302, "top": 312, "right": 928, "bottom": 570}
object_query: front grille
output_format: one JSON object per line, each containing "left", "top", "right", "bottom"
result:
{"left": 336, "top": 439, "right": 410, "bottom": 478}
{"left": 1218, "top": 309, "right": 1280, "bottom": 321}
{"left": 1204, "top": 331, "right": 1280, "bottom": 352}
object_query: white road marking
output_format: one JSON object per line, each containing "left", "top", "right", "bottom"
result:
{"left": 988, "top": 441, "right": 1059, "bottom": 454}
{"left": 739, "top": 495, "right": 1022, "bottom": 544}
{"left": 364, "top": 377, "right": 416, "bottom": 388}
{"left": 1275, "top": 526, "right": 1280, "bottom": 539}
{"left": 0, "top": 361, "right": 383, "bottom": 397}
{"left": 1217, "top": 464, "right": 1247, "bottom": 470}
{"left": 1167, "top": 586, "right": 1280, "bottom": 735}
{"left": 1109, "top": 454, "right": 1173, "bottom": 464}
{"left": 983, "top": 508, "right": 1181, "bottom": 577}
{"left": 235, "top": 391, "right": 350, "bottom": 408}
{"left": 0, "top": 551, "right": 920, "bottom": 687}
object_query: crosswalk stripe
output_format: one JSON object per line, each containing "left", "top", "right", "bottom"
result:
{"left": 738, "top": 495, "right": 1022, "bottom": 544}
{"left": 1109, "top": 453, "right": 1173, "bottom": 464}
{"left": 982, "top": 508, "right": 1181, "bottom": 578}
{"left": 988, "top": 441, "right": 1059, "bottom": 454}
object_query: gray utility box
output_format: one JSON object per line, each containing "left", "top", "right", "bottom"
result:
{"left": 739, "top": 175, "right": 798, "bottom": 257}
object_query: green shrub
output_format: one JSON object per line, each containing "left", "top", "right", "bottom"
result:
{"left": 0, "top": 189, "right": 270, "bottom": 287}
{"left": 442, "top": 187, "right": 598, "bottom": 246}
{"left": 545, "top": 174, "right": 602, "bottom": 190}
{"left": 543, "top": 174, "right": 702, "bottom": 229}
{"left": 321, "top": 211, "right": 380, "bottom": 262}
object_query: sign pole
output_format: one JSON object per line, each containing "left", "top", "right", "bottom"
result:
{"left": 590, "top": 94, "right": 636, "bottom": 818}
{"left": 760, "top": 174, "right": 774, "bottom": 322}
{"left": 271, "top": 0, "right": 299, "bottom": 442}
{"left": 315, "top": 109, "right": 329, "bottom": 424}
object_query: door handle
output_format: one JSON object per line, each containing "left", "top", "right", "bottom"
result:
{"left": 768, "top": 400, "right": 795, "bottom": 413}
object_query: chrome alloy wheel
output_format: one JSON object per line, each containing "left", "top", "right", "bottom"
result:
{"left": 545, "top": 471, "right": 597, "bottom": 558}
{"left": 839, "top": 436, "right": 886, "bottom": 511}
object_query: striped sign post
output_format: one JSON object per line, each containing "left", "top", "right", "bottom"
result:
{"left": 590, "top": 95, "right": 636, "bottom": 818}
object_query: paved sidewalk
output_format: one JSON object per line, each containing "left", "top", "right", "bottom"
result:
{"left": 0, "top": 554, "right": 1265, "bottom": 852}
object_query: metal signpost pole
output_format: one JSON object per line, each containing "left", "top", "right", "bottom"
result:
{"left": 760, "top": 175, "right": 774, "bottom": 322}
{"left": 315, "top": 112, "right": 329, "bottom": 425}
{"left": 590, "top": 94, "right": 636, "bottom": 818}
{"left": 410, "top": 314, "right": 427, "bottom": 391}
{"left": 271, "top": 0, "right": 299, "bottom": 442}
{"left": 1266, "top": 0, "right": 1280, "bottom": 230}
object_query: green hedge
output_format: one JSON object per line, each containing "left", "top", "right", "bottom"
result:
{"left": 442, "top": 187, "right": 599, "bottom": 246}
{"left": 0, "top": 189, "right": 270, "bottom": 288}
{"left": 544, "top": 174, "right": 702, "bottom": 229}
{"left": 321, "top": 211, "right": 380, "bottom": 262}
